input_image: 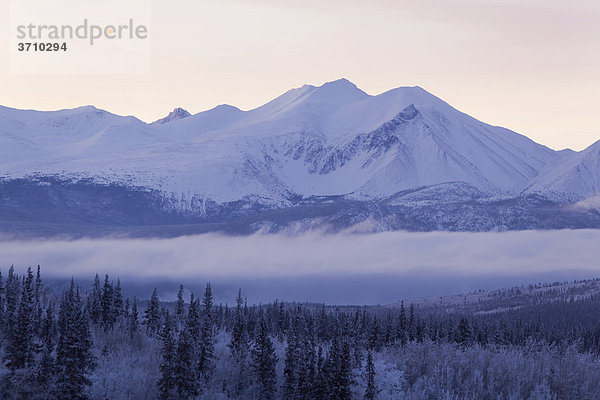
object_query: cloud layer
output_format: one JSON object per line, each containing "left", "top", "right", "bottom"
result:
{"left": 1, "top": 230, "right": 599, "bottom": 304}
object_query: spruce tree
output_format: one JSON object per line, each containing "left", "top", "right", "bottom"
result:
{"left": 364, "top": 350, "right": 377, "bottom": 400}
{"left": 339, "top": 341, "right": 352, "bottom": 399}
{"left": 158, "top": 312, "right": 177, "bottom": 400}
{"left": 145, "top": 288, "right": 161, "bottom": 336}
{"left": 55, "top": 281, "right": 94, "bottom": 399}
{"left": 0, "top": 271, "right": 4, "bottom": 329}
{"left": 283, "top": 334, "right": 298, "bottom": 400}
{"left": 283, "top": 307, "right": 316, "bottom": 400}
{"left": 113, "top": 278, "right": 124, "bottom": 320}
{"left": 33, "top": 265, "right": 44, "bottom": 331}
{"left": 313, "top": 346, "right": 327, "bottom": 400}
{"left": 457, "top": 316, "right": 472, "bottom": 346}
{"left": 101, "top": 275, "right": 114, "bottom": 330}
{"left": 408, "top": 302, "right": 415, "bottom": 342}
{"left": 89, "top": 274, "right": 102, "bottom": 325}
{"left": 322, "top": 335, "right": 352, "bottom": 400}
{"left": 251, "top": 316, "right": 277, "bottom": 400}
{"left": 398, "top": 301, "right": 407, "bottom": 346}
{"left": 228, "top": 289, "right": 250, "bottom": 398}
{"left": 5, "top": 267, "right": 35, "bottom": 371}
{"left": 4, "top": 266, "right": 19, "bottom": 338}
{"left": 297, "top": 313, "right": 316, "bottom": 400}
{"left": 129, "top": 296, "right": 139, "bottom": 339}
{"left": 39, "top": 303, "right": 56, "bottom": 386}
{"left": 185, "top": 293, "right": 200, "bottom": 339}
{"left": 175, "top": 284, "right": 185, "bottom": 323}
{"left": 174, "top": 327, "right": 199, "bottom": 398}
{"left": 199, "top": 283, "right": 215, "bottom": 382}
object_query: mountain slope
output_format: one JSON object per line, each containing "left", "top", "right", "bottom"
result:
{"left": 0, "top": 79, "right": 598, "bottom": 234}
{"left": 526, "top": 140, "right": 600, "bottom": 201}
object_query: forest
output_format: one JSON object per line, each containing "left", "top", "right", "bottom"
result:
{"left": 1, "top": 266, "right": 600, "bottom": 399}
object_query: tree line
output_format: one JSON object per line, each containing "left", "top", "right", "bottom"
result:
{"left": 1, "top": 266, "right": 600, "bottom": 399}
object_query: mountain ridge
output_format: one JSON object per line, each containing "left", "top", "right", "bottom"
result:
{"left": 1, "top": 79, "right": 599, "bottom": 234}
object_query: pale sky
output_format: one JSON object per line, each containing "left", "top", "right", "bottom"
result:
{"left": 1, "top": 0, "right": 599, "bottom": 151}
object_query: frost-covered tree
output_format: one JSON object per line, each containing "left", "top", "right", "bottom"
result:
{"left": 174, "top": 327, "right": 199, "bottom": 398}
{"left": 55, "top": 281, "right": 94, "bottom": 399}
{"left": 175, "top": 284, "right": 185, "bottom": 324}
{"left": 129, "top": 296, "right": 139, "bottom": 339}
{"left": 198, "top": 283, "right": 215, "bottom": 382}
{"left": 144, "top": 288, "right": 161, "bottom": 336}
{"left": 364, "top": 350, "right": 376, "bottom": 400}
{"left": 229, "top": 289, "right": 250, "bottom": 398}
{"left": 88, "top": 273, "right": 102, "bottom": 325}
{"left": 4, "top": 266, "right": 19, "bottom": 338}
{"left": 322, "top": 335, "right": 352, "bottom": 400}
{"left": 158, "top": 312, "right": 177, "bottom": 400}
{"left": 113, "top": 278, "right": 124, "bottom": 320}
{"left": 100, "top": 275, "right": 115, "bottom": 331}
{"left": 251, "top": 315, "right": 277, "bottom": 400}
{"left": 5, "top": 267, "right": 35, "bottom": 371}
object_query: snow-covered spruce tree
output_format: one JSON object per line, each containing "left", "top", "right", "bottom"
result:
{"left": 0, "top": 271, "right": 5, "bottom": 330}
{"left": 158, "top": 312, "right": 177, "bottom": 400}
{"left": 5, "top": 267, "right": 35, "bottom": 372}
{"left": 364, "top": 350, "right": 376, "bottom": 400}
{"left": 129, "top": 296, "right": 140, "bottom": 339}
{"left": 198, "top": 282, "right": 215, "bottom": 382}
{"left": 276, "top": 301, "right": 288, "bottom": 341}
{"left": 174, "top": 325, "right": 199, "bottom": 398}
{"left": 33, "top": 265, "right": 44, "bottom": 335}
{"left": 399, "top": 301, "right": 407, "bottom": 346}
{"left": 38, "top": 302, "right": 56, "bottom": 387}
{"left": 113, "top": 278, "right": 125, "bottom": 320}
{"left": 175, "top": 284, "right": 185, "bottom": 325}
{"left": 313, "top": 346, "right": 328, "bottom": 400}
{"left": 228, "top": 289, "right": 250, "bottom": 398}
{"left": 322, "top": 335, "right": 352, "bottom": 400}
{"left": 367, "top": 317, "right": 381, "bottom": 352}
{"left": 338, "top": 340, "right": 353, "bottom": 400}
{"left": 55, "top": 281, "right": 94, "bottom": 399}
{"left": 408, "top": 302, "right": 415, "bottom": 342}
{"left": 457, "top": 316, "right": 472, "bottom": 346}
{"left": 316, "top": 304, "right": 329, "bottom": 342}
{"left": 4, "top": 266, "right": 19, "bottom": 339}
{"left": 251, "top": 314, "right": 277, "bottom": 400}
{"left": 299, "top": 316, "right": 317, "bottom": 399}
{"left": 144, "top": 288, "right": 161, "bottom": 336}
{"left": 283, "top": 312, "right": 300, "bottom": 400}
{"left": 282, "top": 306, "right": 319, "bottom": 400}
{"left": 87, "top": 273, "right": 102, "bottom": 326}
{"left": 185, "top": 292, "right": 200, "bottom": 339}
{"left": 283, "top": 334, "right": 298, "bottom": 400}
{"left": 100, "top": 275, "right": 115, "bottom": 331}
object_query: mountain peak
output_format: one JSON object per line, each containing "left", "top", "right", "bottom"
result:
{"left": 152, "top": 107, "right": 191, "bottom": 125}
{"left": 211, "top": 104, "right": 241, "bottom": 112}
{"left": 311, "top": 78, "right": 370, "bottom": 104}
{"left": 320, "top": 78, "right": 356, "bottom": 89}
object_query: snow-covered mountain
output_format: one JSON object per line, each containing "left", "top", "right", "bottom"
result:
{"left": 0, "top": 79, "right": 599, "bottom": 234}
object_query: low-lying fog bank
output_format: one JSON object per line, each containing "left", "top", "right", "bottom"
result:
{"left": 1, "top": 229, "right": 599, "bottom": 304}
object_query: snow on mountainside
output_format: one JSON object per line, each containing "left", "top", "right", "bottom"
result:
{"left": 526, "top": 140, "right": 600, "bottom": 201}
{"left": 0, "top": 79, "right": 597, "bottom": 226}
{"left": 151, "top": 107, "right": 191, "bottom": 125}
